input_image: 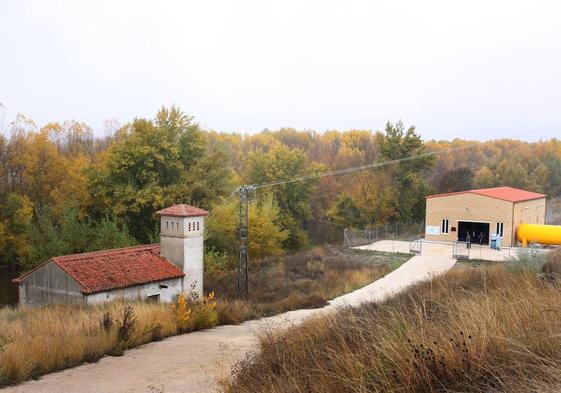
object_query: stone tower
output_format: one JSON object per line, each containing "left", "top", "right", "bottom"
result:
{"left": 156, "top": 204, "right": 208, "bottom": 298}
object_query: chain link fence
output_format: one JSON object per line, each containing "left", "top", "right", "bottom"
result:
{"left": 343, "top": 221, "right": 424, "bottom": 248}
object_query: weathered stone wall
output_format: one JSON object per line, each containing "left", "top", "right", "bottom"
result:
{"left": 85, "top": 277, "right": 183, "bottom": 305}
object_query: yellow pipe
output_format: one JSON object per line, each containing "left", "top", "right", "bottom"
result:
{"left": 517, "top": 224, "right": 561, "bottom": 247}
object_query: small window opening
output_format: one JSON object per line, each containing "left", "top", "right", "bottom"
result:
{"left": 188, "top": 222, "right": 191, "bottom": 231}
{"left": 159, "top": 284, "right": 168, "bottom": 289}
{"left": 166, "top": 221, "right": 169, "bottom": 230}
{"left": 146, "top": 294, "right": 160, "bottom": 303}
{"left": 197, "top": 221, "right": 200, "bottom": 231}
{"left": 441, "top": 219, "right": 449, "bottom": 234}
{"left": 496, "top": 222, "right": 504, "bottom": 237}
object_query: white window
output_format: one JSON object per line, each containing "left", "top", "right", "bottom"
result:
{"left": 171, "top": 222, "right": 174, "bottom": 230}
{"left": 496, "top": 222, "right": 504, "bottom": 237}
{"left": 441, "top": 219, "right": 449, "bottom": 234}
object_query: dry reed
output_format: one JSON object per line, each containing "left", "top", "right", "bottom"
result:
{"left": 227, "top": 260, "right": 561, "bottom": 393}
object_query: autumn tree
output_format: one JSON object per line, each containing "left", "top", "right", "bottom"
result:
{"left": 247, "top": 144, "right": 322, "bottom": 249}
{"left": 88, "top": 106, "right": 232, "bottom": 242}
{"left": 377, "top": 121, "right": 435, "bottom": 220}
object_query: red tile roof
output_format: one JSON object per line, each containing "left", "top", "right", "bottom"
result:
{"left": 14, "top": 244, "right": 184, "bottom": 294}
{"left": 427, "top": 186, "right": 546, "bottom": 203}
{"left": 155, "top": 204, "right": 209, "bottom": 218}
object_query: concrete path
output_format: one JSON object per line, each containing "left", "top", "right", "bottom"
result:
{"left": 3, "top": 250, "right": 455, "bottom": 393}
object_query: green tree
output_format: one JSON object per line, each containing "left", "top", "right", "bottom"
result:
{"left": 437, "top": 167, "right": 474, "bottom": 193}
{"left": 24, "top": 204, "right": 136, "bottom": 268}
{"left": 88, "top": 106, "right": 231, "bottom": 242}
{"left": 86, "top": 217, "right": 136, "bottom": 252}
{"left": 247, "top": 196, "right": 289, "bottom": 258}
{"left": 205, "top": 196, "right": 288, "bottom": 260}
{"left": 247, "top": 145, "right": 322, "bottom": 249}
{"left": 377, "top": 121, "right": 435, "bottom": 220}
{"left": 328, "top": 194, "right": 366, "bottom": 228}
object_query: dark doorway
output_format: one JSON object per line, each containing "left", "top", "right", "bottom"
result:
{"left": 458, "top": 221, "right": 490, "bottom": 245}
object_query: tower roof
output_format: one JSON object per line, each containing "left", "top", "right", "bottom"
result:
{"left": 155, "top": 204, "right": 209, "bottom": 218}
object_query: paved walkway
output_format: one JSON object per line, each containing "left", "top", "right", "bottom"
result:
{"left": 3, "top": 249, "right": 455, "bottom": 393}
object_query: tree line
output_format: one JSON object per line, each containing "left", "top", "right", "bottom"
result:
{"left": 1, "top": 106, "right": 560, "bottom": 270}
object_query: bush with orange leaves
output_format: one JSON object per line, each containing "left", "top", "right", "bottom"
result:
{"left": 171, "top": 291, "right": 218, "bottom": 333}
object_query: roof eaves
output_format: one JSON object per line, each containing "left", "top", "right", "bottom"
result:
{"left": 80, "top": 273, "right": 185, "bottom": 295}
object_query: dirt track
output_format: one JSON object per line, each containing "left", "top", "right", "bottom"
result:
{"left": 3, "top": 248, "right": 455, "bottom": 393}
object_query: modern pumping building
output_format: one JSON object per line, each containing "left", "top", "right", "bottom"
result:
{"left": 425, "top": 186, "right": 548, "bottom": 247}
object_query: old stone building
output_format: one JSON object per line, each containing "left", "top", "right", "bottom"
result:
{"left": 425, "top": 187, "right": 546, "bottom": 246}
{"left": 13, "top": 204, "right": 208, "bottom": 306}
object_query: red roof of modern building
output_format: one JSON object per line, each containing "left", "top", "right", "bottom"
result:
{"left": 155, "top": 204, "right": 209, "bottom": 218}
{"left": 13, "top": 244, "right": 184, "bottom": 294}
{"left": 427, "top": 186, "right": 546, "bottom": 203}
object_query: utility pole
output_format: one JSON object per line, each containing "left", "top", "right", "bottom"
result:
{"left": 237, "top": 184, "right": 254, "bottom": 298}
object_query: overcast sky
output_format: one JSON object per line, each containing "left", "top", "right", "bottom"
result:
{"left": 1, "top": 0, "right": 560, "bottom": 140}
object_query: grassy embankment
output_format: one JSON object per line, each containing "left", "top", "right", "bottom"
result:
{"left": 227, "top": 248, "right": 561, "bottom": 393}
{"left": 0, "top": 247, "right": 409, "bottom": 387}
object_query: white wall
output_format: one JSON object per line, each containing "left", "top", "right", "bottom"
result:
{"left": 159, "top": 215, "right": 205, "bottom": 298}
{"left": 85, "top": 277, "right": 183, "bottom": 305}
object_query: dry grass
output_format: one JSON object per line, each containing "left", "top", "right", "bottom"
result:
{"left": 0, "top": 246, "right": 404, "bottom": 387}
{"left": 227, "top": 261, "right": 561, "bottom": 393}
{"left": 0, "top": 295, "right": 217, "bottom": 387}
{"left": 207, "top": 247, "right": 409, "bottom": 319}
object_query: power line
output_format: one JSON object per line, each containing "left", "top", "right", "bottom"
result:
{"left": 221, "top": 127, "right": 550, "bottom": 298}
{"left": 253, "top": 149, "right": 439, "bottom": 189}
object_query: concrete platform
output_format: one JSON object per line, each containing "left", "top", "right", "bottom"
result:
{"left": 355, "top": 239, "right": 551, "bottom": 262}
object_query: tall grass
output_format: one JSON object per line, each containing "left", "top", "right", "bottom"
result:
{"left": 0, "top": 246, "right": 402, "bottom": 387}
{"left": 227, "top": 260, "right": 561, "bottom": 392}
{"left": 207, "top": 247, "right": 409, "bottom": 317}
{"left": 0, "top": 295, "right": 217, "bottom": 387}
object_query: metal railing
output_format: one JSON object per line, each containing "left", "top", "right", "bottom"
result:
{"left": 409, "top": 238, "right": 423, "bottom": 254}
{"left": 452, "top": 241, "right": 470, "bottom": 259}
{"left": 343, "top": 221, "right": 424, "bottom": 248}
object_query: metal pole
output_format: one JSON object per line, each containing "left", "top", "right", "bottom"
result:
{"left": 238, "top": 185, "right": 252, "bottom": 299}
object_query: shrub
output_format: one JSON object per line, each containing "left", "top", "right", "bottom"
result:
{"left": 194, "top": 292, "right": 218, "bottom": 330}
{"left": 117, "top": 305, "right": 137, "bottom": 345}
{"left": 542, "top": 248, "right": 561, "bottom": 278}
{"left": 204, "top": 249, "right": 234, "bottom": 276}
{"left": 505, "top": 248, "right": 547, "bottom": 272}
{"left": 171, "top": 293, "right": 192, "bottom": 333}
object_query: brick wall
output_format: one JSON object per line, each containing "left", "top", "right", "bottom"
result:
{"left": 425, "top": 193, "right": 514, "bottom": 245}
